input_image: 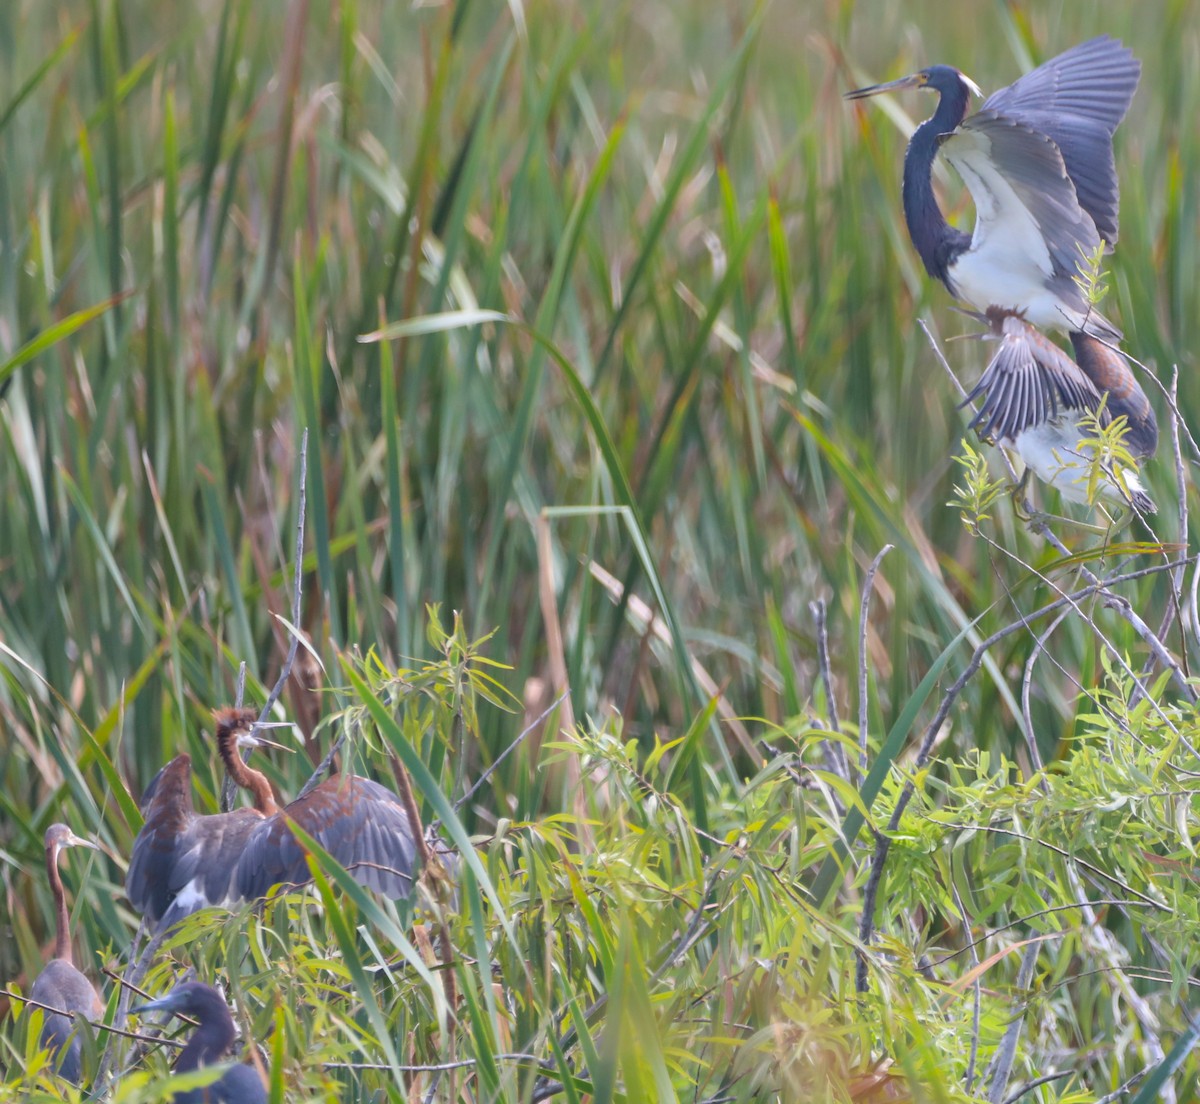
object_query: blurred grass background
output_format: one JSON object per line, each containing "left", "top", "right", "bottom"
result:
{"left": 1, "top": 0, "right": 1199, "bottom": 1099}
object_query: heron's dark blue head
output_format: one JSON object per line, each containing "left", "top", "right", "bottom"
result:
{"left": 919, "top": 65, "right": 981, "bottom": 100}
{"left": 846, "top": 61, "right": 981, "bottom": 287}
{"left": 133, "top": 980, "right": 227, "bottom": 1020}
{"left": 845, "top": 64, "right": 981, "bottom": 107}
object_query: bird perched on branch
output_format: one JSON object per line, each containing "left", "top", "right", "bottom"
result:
{"left": 28, "top": 824, "right": 105, "bottom": 1084}
{"left": 962, "top": 307, "right": 1155, "bottom": 513}
{"left": 133, "top": 981, "right": 266, "bottom": 1104}
{"left": 845, "top": 36, "right": 1140, "bottom": 338}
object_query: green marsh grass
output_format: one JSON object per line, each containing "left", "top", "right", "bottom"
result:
{"left": 2, "top": 1, "right": 1200, "bottom": 1099}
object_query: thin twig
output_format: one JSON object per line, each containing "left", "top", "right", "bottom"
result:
{"left": 1162, "top": 368, "right": 1190, "bottom": 677}
{"left": 978, "top": 528, "right": 1199, "bottom": 769}
{"left": 1020, "top": 610, "right": 1070, "bottom": 776}
{"left": 261, "top": 427, "right": 309, "bottom": 722}
{"left": 932, "top": 823, "right": 1163, "bottom": 909}
{"left": 456, "top": 691, "right": 568, "bottom": 811}
{"left": 1093, "top": 1069, "right": 1150, "bottom": 1104}
{"left": 4, "top": 990, "right": 183, "bottom": 1049}
{"left": 1063, "top": 862, "right": 1173, "bottom": 1104}
{"left": 950, "top": 877, "right": 982, "bottom": 1093}
{"left": 324, "top": 1053, "right": 552, "bottom": 1073}
{"left": 221, "top": 431, "right": 308, "bottom": 812}
{"left": 977, "top": 523, "right": 1200, "bottom": 763}
{"left": 1191, "top": 554, "right": 1200, "bottom": 657}
{"left": 1006, "top": 517, "right": 1197, "bottom": 717}
{"left": 293, "top": 722, "right": 346, "bottom": 801}
{"left": 95, "top": 917, "right": 167, "bottom": 1089}
{"left": 857, "top": 546, "right": 892, "bottom": 780}
{"left": 922, "top": 317, "right": 970, "bottom": 402}
{"left": 984, "top": 942, "right": 1039, "bottom": 1103}
{"left": 536, "top": 513, "right": 591, "bottom": 841}
{"left": 391, "top": 757, "right": 429, "bottom": 871}
{"left": 99, "top": 965, "right": 195, "bottom": 1028}
{"left": 810, "top": 598, "right": 850, "bottom": 790}
{"left": 1001, "top": 1069, "right": 1073, "bottom": 1104}
{"left": 927, "top": 898, "right": 1152, "bottom": 969}
{"left": 390, "top": 754, "right": 459, "bottom": 1022}
{"left": 1095, "top": 336, "right": 1200, "bottom": 464}
{"left": 545, "top": 843, "right": 737, "bottom": 1068}
{"left": 811, "top": 599, "right": 841, "bottom": 734}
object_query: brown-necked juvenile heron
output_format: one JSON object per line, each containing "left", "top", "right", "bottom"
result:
{"left": 125, "top": 713, "right": 292, "bottom": 931}
{"left": 126, "top": 708, "right": 420, "bottom": 929}
{"left": 212, "top": 708, "right": 420, "bottom": 905}
{"left": 28, "top": 824, "right": 105, "bottom": 1085}
{"left": 963, "top": 308, "right": 1155, "bottom": 513}
{"left": 845, "top": 37, "right": 1140, "bottom": 338}
{"left": 133, "top": 981, "right": 266, "bottom": 1104}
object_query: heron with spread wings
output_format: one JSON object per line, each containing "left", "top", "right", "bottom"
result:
{"left": 846, "top": 37, "right": 1157, "bottom": 510}
{"left": 962, "top": 308, "right": 1155, "bottom": 513}
{"left": 846, "top": 36, "right": 1140, "bottom": 338}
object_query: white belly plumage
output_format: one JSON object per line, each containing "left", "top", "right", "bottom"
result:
{"left": 950, "top": 251, "right": 1085, "bottom": 334}
{"left": 1006, "top": 420, "right": 1149, "bottom": 508}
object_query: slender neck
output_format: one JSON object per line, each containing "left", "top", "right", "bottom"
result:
{"left": 901, "top": 90, "right": 972, "bottom": 290}
{"left": 46, "top": 842, "right": 73, "bottom": 963}
{"left": 177, "top": 1001, "right": 237, "bottom": 1072}
{"left": 217, "top": 731, "right": 279, "bottom": 815}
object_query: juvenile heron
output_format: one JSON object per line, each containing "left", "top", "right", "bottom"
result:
{"left": 846, "top": 37, "right": 1140, "bottom": 337}
{"left": 963, "top": 307, "right": 1154, "bottom": 513}
{"left": 213, "top": 708, "right": 420, "bottom": 904}
{"left": 133, "top": 981, "right": 266, "bottom": 1104}
{"left": 126, "top": 709, "right": 421, "bottom": 928}
{"left": 28, "top": 824, "right": 104, "bottom": 1084}
{"left": 126, "top": 712, "right": 294, "bottom": 930}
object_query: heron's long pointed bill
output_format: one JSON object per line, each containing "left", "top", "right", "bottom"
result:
{"left": 844, "top": 73, "right": 923, "bottom": 100}
{"left": 131, "top": 994, "right": 176, "bottom": 1015}
{"left": 64, "top": 832, "right": 102, "bottom": 851}
{"left": 245, "top": 723, "right": 297, "bottom": 753}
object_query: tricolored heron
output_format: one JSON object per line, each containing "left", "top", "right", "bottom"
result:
{"left": 28, "top": 824, "right": 104, "bottom": 1084}
{"left": 214, "top": 708, "right": 420, "bottom": 904}
{"left": 845, "top": 37, "right": 1140, "bottom": 337}
{"left": 126, "top": 709, "right": 420, "bottom": 928}
{"left": 126, "top": 711, "right": 295, "bottom": 931}
{"left": 133, "top": 981, "right": 266, "bottom": 1104}
{"left": 963, "top": 307, "right": 1154, "bottom": 513}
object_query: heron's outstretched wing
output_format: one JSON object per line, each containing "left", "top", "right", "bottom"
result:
{"left": 962, "top": 319, "right": 1101, "bottom": 443}
{"left": 127, "top": 755, "right": 265, "bottom": 928}
{"left": 941, "top": 112, "right": 1116, "bottom": 335}
{"left": 943, "top": 113, "right": 1101, "bottom": 278}
{"left": 234, "top": 775, "right": 419, "bottom": 903}
{"left": 127, "top": 755, "right": 192, "bottom": 923}
{"left": 164, "top": 810, "right": 264, "bottom": 914}
{"left": 983, "top": 36, "right": 1139, "bottom": 245}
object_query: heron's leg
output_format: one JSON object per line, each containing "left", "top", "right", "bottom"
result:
{"left": 1006, "top": 465, "right": 1113, "bottom": 534}
{"left": 1010, "top": 477, "right": 1113, "bottom": 535}
{"left": 1100, "top": 503, "right": 1131, "bottom": 533}
{"left": 1034, "top": 504, "right": 1113, "bottom": 537}
{"left": 1009, "top": 470, "right": 1036, "bottom": 522}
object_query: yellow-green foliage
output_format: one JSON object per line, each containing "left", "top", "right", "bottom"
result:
{"left": 3, "top": 2, "right": 1199, "bottom": 1101}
